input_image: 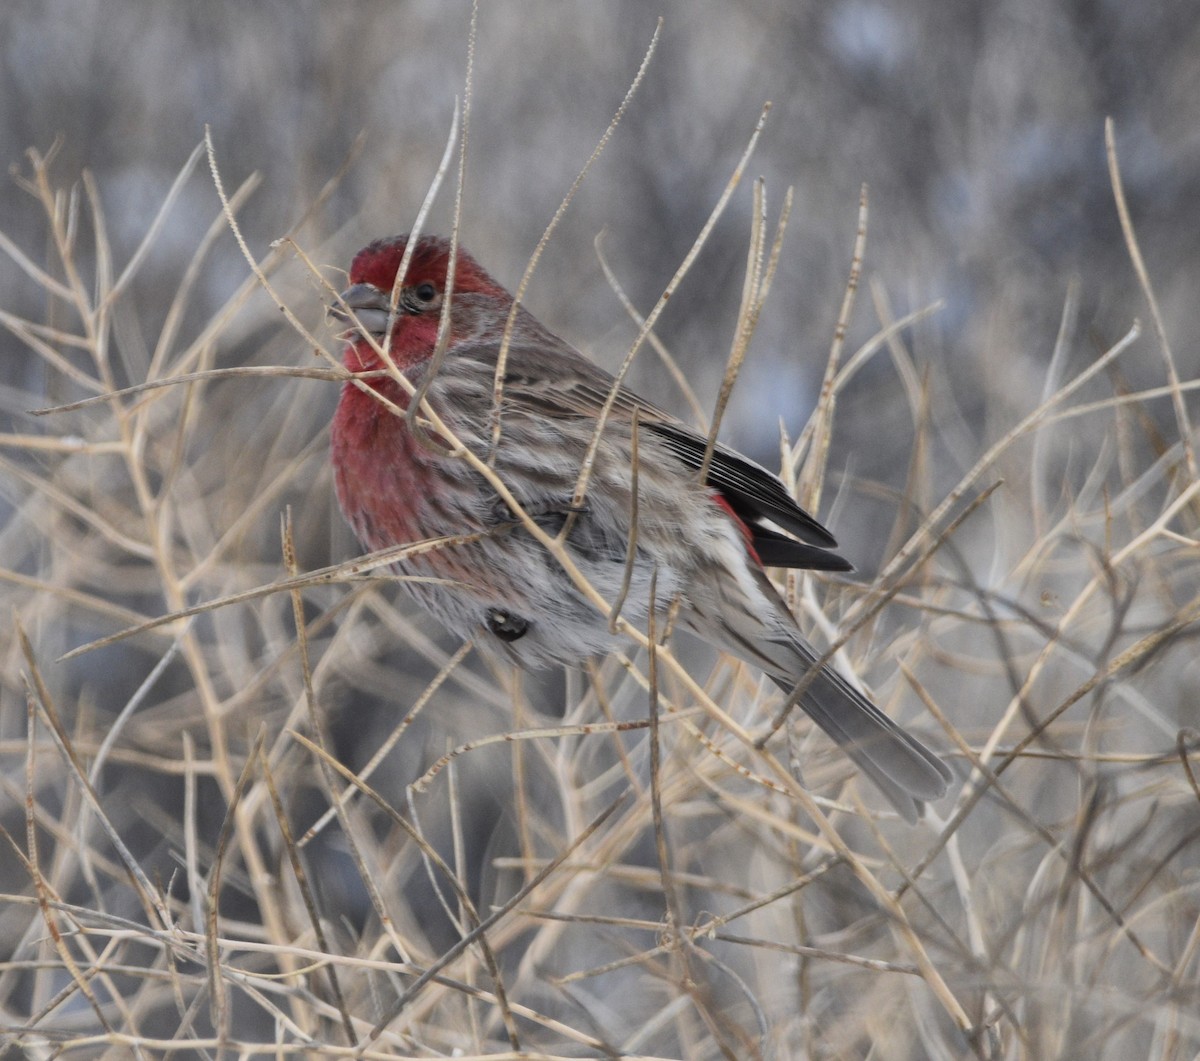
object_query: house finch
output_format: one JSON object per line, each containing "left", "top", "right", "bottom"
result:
{"left": 330, "top": 234, "right": 951, "bottom": 820}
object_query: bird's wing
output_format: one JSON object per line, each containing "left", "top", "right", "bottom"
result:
{"left": 480, "top": 337, "right": 849, "bottom": 568}
{"left": 638, "top": 421, "right": 839, "bottom": 549}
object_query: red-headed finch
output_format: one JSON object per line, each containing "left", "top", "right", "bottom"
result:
{"left": 330, "top": 234, "right": 951, "bottom": 820}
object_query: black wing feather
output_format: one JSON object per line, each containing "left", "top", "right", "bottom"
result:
{"left": 749, "top": 525, "right": 853, "bottom": 571}
{"left": 645, "top": 422, "right": 838, "bottom": 548}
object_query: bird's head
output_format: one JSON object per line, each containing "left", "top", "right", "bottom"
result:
{"left": 332, "top": 234, "right": 509, "bottom": 370}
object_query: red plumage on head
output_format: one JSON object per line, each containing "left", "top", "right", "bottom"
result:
{"left": 349, "top": 234, "right": 508, "bottom": 299}
{"left": 337, "top": 234, "right": 512, "bottom": 373}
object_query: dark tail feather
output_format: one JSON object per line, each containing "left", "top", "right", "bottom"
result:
{"left": 694, "top": 569, "right": 952, "bottom": 820}
{"left": 768, "top": 660, "right": 951, "bottom": 822}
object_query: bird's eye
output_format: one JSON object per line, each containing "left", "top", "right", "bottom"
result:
{"left": 413, "top": 282, "right": 438, "bottom": 303}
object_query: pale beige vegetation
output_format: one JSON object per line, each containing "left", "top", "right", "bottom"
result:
{"left": 2, "top": 4, "right": 1199, "bottom": 1059}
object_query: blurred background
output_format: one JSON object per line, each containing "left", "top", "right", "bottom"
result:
{"left": 2, "top": 1, "right": 1199, "bottom": 1057}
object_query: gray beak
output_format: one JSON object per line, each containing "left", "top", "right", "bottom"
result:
{"left": 331, "top": 283, "right": 395, "bottom": 338}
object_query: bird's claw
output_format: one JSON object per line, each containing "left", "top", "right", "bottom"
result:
{"left": 486, "top": 608, "right": 529, "bottom": 642}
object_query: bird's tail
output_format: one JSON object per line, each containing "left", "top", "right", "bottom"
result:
{"left": 697, "top": 579, "right": 952, "bottom": 821}
{"left": 764, "top": 653, "right": 951, "bottom": 823}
